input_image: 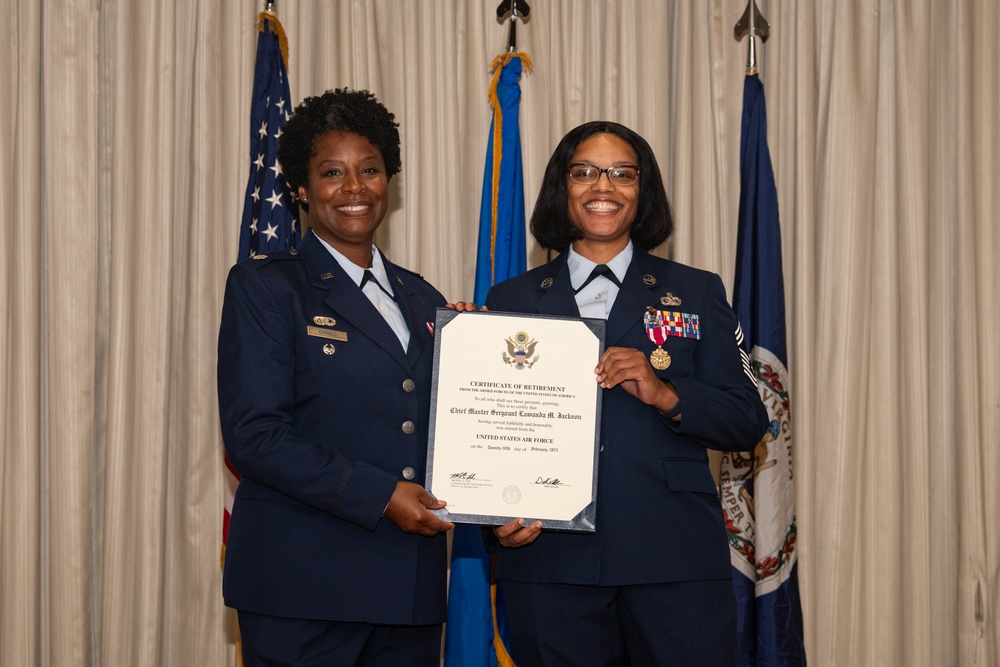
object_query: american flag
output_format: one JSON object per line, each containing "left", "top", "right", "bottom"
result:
{"left": 224, "top": 10, "right": 299, "bottom": 563}
{"left": 238, "top": 11, "right": 300, "bottom": 260}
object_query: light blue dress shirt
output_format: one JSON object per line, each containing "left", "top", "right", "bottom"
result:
{"left": 567, "top": 242, "right": 633, "bottom": 320}
{"left": 316, "top": 238, "right": 411, "bottom": 351}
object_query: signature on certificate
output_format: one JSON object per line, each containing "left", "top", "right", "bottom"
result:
{"left": 533, "top": 477, "right": 564, "bottom": 486}
{"left": 450, "top": 472, "right": 477, "bottom": 480}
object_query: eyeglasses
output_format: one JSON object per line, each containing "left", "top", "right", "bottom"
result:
{"left": 567, "top": 162, "right": 640, "bottom": 186}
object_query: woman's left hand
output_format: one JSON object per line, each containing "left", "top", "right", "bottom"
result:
{"left": 595, "top": 346, "right": 679, "bottom": 413}
{"left": 445, "top": 301, "right": 486, "bottom": 312}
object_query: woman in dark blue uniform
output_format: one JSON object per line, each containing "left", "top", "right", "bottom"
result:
{"left": 486, "top": 121, "right": 769, "bottom": 666}
{"left": 218, "top": 89, "right": 460, "bottom": 666}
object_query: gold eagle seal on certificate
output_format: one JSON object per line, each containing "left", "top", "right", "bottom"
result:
{"left": 503, "top": 331, "right": 539, "bottom": 369}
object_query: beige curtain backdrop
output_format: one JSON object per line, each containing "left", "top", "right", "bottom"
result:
{"left": 1, "top": 1, "right": 996, "bottom": 665}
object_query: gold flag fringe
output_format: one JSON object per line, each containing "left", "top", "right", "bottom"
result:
{"left": 485, "top": 52, "right": 531, "bottom": 665}
{"left": 487, "top": 52, "right": 532, "bottom": 284}
{"left": 257, "top": 10, "right": 289, "bottom": 69}
{"left": 490, "top": 558, "right": 517, "bottom": 666}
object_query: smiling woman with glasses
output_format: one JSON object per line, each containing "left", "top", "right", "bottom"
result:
{"left": 481, "top": 120, "right": 770, "bottom": 667}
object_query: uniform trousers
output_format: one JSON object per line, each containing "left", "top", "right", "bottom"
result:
{"left": 237, "top": 610, "right": 442, "bottom": 667}
{"left": 502, "top": 579, "right": 737, "bottom": 667}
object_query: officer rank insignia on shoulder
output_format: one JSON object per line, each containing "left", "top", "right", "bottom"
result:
{"left": 246, "top": 250, "right": 299, "bottom": 269}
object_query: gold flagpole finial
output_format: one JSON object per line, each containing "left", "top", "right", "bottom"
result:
{"left": 734, "top": 0, "right": 769, "bottom": 75}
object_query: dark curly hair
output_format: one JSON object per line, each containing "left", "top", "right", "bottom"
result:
{"left": 530, "top": 121, "right": 674, "bottom": 251}
{"left": 278, "top": 88, "right": 402, "bottom": 197}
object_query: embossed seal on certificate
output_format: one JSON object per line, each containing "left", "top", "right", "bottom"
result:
{"left": 503, "top": 485, "right": 522, "bottom": 504}
{"left": 503, "top": 331, "right": 539, "bottom": 369}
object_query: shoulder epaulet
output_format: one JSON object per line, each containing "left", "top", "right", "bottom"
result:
{"left": 241, "top": 248, "right": 302, "bottom": 270}
{"left": 392, "top": 264, "right": 429, "bottom": 283}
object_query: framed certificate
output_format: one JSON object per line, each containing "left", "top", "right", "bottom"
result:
{"left": 425, "top": 309, "right": 605, "bottom": 532}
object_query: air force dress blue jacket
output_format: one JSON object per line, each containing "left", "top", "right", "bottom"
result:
{"left": 485, "top": 247, "right": 769, "bottom": 586}
{"left": 218, "top": 231, "right": 447, "bottom": 624}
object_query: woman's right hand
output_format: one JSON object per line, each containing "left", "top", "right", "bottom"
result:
{"left": 383, "top": 481, "right": 455, "bottom": 536}
{"left": 493, "top": 517, "right": 543, "bottom": 548}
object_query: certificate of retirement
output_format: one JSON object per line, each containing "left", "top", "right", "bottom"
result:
{"left": 425, "top": 309, "right": 604, "bottom": 532}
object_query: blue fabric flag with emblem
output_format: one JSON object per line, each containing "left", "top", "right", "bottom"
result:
{"left": 225, "top": 10, "right": 299, "bottom": 565}
{"left": 720, "top": 74, "right": 807, "bottom": 666}
{"left": 445, "top": 51, "right": 531, "bottom": 667}
{"left": 472, "top": 53, "right": 530, "bottom": 304}
{"left": 238, "top": 11, "right": 300, "bottom": 261}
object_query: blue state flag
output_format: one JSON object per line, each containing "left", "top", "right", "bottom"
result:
{"left": 446, "top": 52, "right": 530, "bottom": 667}
{"left": 472, "top": 53, "right": 529, "bottom": 304}
{"left": 719, "top": 74, "right": 807, "bottom": 666}
{"left": 238, "top": 11, "right": 300, "bottom": 261}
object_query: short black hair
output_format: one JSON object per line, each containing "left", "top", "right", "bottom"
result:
{"left": 278, "top": 88, "right": 401, "bottom": 194}
{"left": 529, "top": 121, "right": 674, "bottom": 251}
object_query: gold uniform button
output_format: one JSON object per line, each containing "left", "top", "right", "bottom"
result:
{"left": 402, "top": 379, "right": 415, "bottom": 393}
{"left": 402, "top": 467, "right": 416, "bottom": 480}
{"left": 401, "top": 421, "right": 415, "bottom": 434}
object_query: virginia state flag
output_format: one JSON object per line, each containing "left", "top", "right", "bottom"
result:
{"left": 224, "top": 10, "right": 300, "bottom": 565}
{"left": 718, "top": 74, "right": 807, "bottom": 666}
{"left": 445, "top": 52, "right": 530, "bottom": 667}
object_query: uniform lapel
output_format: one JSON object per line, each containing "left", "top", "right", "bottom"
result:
{"left": 535, "top": 253, "right": 581, "bottom": 318}
{"left": 299, "top": 233, "right": 412, "bottom": 371}
{"left": 605, "top": 248, "right": 661, "bottom": 347}
{"left": 382, "top": 256, "right": 430, "bottom": 366}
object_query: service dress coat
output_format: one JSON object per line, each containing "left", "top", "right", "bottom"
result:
{"left": 217, "top": 231, "right": 447, "bottom": 625}
{"left": 485, "top": 247, "right": 769, "bottom": 586}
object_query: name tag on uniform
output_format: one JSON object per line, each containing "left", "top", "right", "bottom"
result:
{"left": 307, "top": 326, "right": 348, "bottom": 341}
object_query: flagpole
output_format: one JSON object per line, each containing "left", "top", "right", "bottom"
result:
{"left": 497, "top": 0, "right": 531, "bottom": 52}
{"left": 445, "top": 7, "right": 530, "bottom": 666}
{"left": 734, "top": 0, "right": 769, "bottom": 75}
{"left": 228, "top": 3, "right": 298, "bottom": 665}
{"left": 725, "top": 6, "right": 808, "bottom": 665}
